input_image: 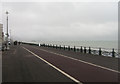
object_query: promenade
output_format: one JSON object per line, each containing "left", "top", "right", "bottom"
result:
{"left": 2, "top": 44, "right": 119, "bottom": 84}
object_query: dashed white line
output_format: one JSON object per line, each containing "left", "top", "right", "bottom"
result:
{"left": 22, "top": 47, "right": 82, "bottom": 84}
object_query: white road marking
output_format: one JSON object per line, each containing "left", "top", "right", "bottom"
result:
{"left": 33, "top": 47, "right": 120, "bottom": 74}
{"left": 22, "top": 47, "right": 82, "bottom": 84}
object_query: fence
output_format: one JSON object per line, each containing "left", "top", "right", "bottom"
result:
{"left": 22, "top": 42, "right": 119, "bottom": 58}
{"left": 40, "top": 43, "right": 119, "bottom": 58}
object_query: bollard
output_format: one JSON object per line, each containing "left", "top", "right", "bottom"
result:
{"left": 89, "top": 47, "right": 91, "bottom": 54}
{"left": 80, "top": 46, "right": 83, "bottom": 53}
{"left": 84, "top": 47, "right": 86, "bottom": 53}
{"left": 112, "top": 48, "right": 115, "bottom": 57}
{"left": 99, "top": 48, "right": 102, "bottom": 55}
{"left": 74, "top": 46, "right": 76, "bottom": 52}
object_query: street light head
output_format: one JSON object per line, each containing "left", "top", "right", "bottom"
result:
{"left": 6, "top": 11, "right": 9, "bottom": 14}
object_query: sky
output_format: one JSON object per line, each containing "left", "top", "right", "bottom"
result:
{"left": 1, "top": 0, "right": 119, "bottom": 42}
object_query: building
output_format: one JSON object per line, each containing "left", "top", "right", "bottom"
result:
{"left": 0, "top": 24, "right": 3, "bottom": 50}
{"left": 0, "top": 24, "right": 2, "bottom": 83}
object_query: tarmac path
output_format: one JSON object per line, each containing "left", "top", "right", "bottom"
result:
{"left": 22, "top": 44, "right": 119, "bottom": 83}
{"left": 2, "top": 44, "right": 119, "bottom": 84}
{"left": 2, "top": 45, "right": 76, "bottom": 83}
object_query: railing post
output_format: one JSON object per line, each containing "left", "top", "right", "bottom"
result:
{"left": 56, "top": 45, "right": 57, "bottom": 49}
{"left": 53, "top": 44, "right": 54, "bottom": 48}
{"left": 84, "top": 47, "right": 86, "bottom": 53}
{"left": 112, "top": 48, "right": 115, "bottom": 57}
{"left": 64, "top": 45, "right": 65, "bottom": 50}
{"left": 99, "top": 48, "right": 102, "bottom": 55}
{"left": 89, "top": 47, "right": 91, "bottom": 54}
{"left": 74, "top": 46, "right": 76, "bottom": 52}
{"left": 50, "top": 44, "right": 52, "bottom": 48}
{"left": 80, "top": 46, "right": 83, "bottom": 53}
{"left": 60, "top": 45, "right": 61, "bottom": 49}
{"left": 68, "top": 46, "right": 70, "bottom": 51}
{"left": 77, "top": 48, "right": 79, "bottom": 52}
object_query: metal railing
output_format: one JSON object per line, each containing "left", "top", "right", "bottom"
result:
{"left": 22, "top": 42, "right": 119, "bottom": 58}
{"left": 40, "top": 43, "right": 119, "bottom": 58}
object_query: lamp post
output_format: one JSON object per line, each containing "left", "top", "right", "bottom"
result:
{"left": 6, "top": 11, "right": 9, "bottom": 50}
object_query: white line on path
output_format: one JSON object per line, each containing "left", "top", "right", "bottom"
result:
{"left": 34, "top": 47, "right": 120, "bottom": 74}
{"left": 22, "top": 47, "right": 82, "bottom": 84}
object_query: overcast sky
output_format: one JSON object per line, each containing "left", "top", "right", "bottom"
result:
{"left": 1, "top": 1, "right": 118, "bottom": 41}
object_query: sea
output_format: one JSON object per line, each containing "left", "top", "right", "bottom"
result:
{"left": 28, "top": 40, "right": 118, "bottom": 52}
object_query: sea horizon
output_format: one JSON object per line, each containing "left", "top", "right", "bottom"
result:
{"left": 23, "top": 40, "right": 118, "bottom": 52}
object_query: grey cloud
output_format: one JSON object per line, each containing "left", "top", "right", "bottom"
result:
{"left": 2, "top": 2, "right": 118, "bottom": 41}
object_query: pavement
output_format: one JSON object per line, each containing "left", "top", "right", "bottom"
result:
{"left": 2, "top": 44, "right": 120, "bottom": 84}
